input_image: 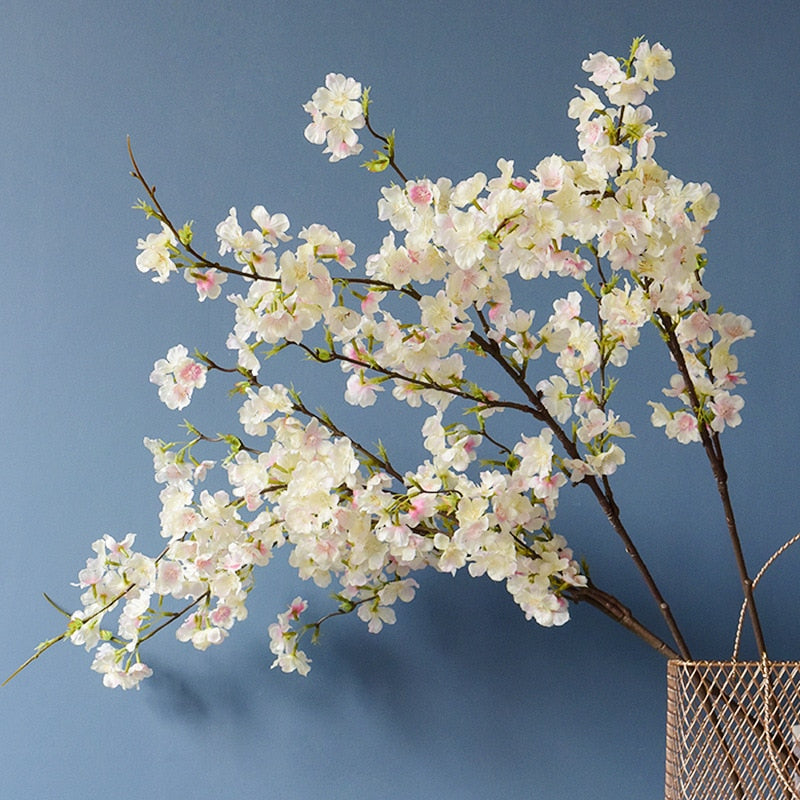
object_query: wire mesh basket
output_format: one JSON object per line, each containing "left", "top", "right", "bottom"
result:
{"left": 665, "top": 660, "right": 800, "bottom": 799}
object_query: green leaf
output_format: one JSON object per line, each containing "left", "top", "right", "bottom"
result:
{"left": 43, "top": 592, "right": 72, "bottom": 618}
{"left": 361, "top": 86, "right": 372, "bottom": 117}
{"left": 178, "top": 221, "right": 194, "bottom": 246}
{"left": 362, "top": 152, "right": 390, "bottom": 173}
{"left": 182, "top": 419, "right": 201, "bottom": 436}
{"left": 132, "top": 198, "right": 158, "bottom": 219}
{"left": 220, "top": 434, "right": 243, "bottom": 458}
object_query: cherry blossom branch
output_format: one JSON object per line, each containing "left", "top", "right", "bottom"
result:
{"left": 4, "top": 534, "right": 183, "bottom": 686}
{"left": 197, "top": 352, "right": 260, "bottom": 384}
{"left": 284, "top": 281, "right": 692, "bottom": 659}
{"left": 197, "top": 349, "right": 404, "bottom": 482}
{"left": 467, "top": 324, "right": 693, "bottom": 660}
{"left": 292, "top": 340, "right": 543, "bottom": 418}
{"left": 289, "top": 394, "right": 405, "bottom": 483}
{"left": 656, "top": 310, "right": 768, "bottom": 657}
{"left": 567, "top": 584, "right": 680, "bottom": 659}
{"left": 136, "top": 589, "right": 212, "bottom": 646}
{"left": 291, "top": 301, "right": 691, "bottom": 659}
{"left": 363, "top": 114, "right": 408, "bottom": 183}
{"left": 128, "top": 139, "right": 274, "bottom": 284}
{"left": 305, "top": 593, "right": 378, "bottom": 638}
{"left": 3, "top": 581, "right": 139, "bottom": 686}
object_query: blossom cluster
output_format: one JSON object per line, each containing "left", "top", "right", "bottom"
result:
{"left": 303, "top": 73, "right": 365, "bottom": 162}
{"left": 70, "top": 381, "right": 585, "bottom": 687}
{"left": 149, "top": 344, "right": 207, "bottom": 411}
{"left": 61, "top": 40, "right": 754, "bottom": 688}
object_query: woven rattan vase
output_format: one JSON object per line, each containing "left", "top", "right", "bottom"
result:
{"left": 665, "top": 660, "right": 800, "bottom": 799}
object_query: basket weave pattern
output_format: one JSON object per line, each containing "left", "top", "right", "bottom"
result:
{"left": 665, "top": 661, "right": 800, "bottom": 799}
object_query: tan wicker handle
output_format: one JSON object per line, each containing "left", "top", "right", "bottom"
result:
{"left": 732, "top": 531, "right": 800, "bottom": 661}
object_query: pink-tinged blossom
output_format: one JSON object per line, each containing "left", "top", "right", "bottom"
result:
{"left": 534, "top": 154, "right": 566, "bottom": 191}
{"left": 709, "top": 392, "right": 744, "bottom": 432}
{"left": 677, "top": 310, "right": 714, "bottom": 345}
{"left": 577, "top": 408, "right": 610, "bottom": 443}
{"left": 404, "top": 492, "right": 438, "bottom": 525}
{"left": 176, "top": 612, "right": 228, "bottom": 651}
{"left": 285, "top": 596, "right": 308, "bottom": 621}
{"left": 102, "top": 532, "right": 137, "bottom": 560}
{"left": 531, "top": 472, "right": 567, "bottom": 513}
{"left": 90, "top": 644, "right": 152, "bottom": 690}
{"left": 150, "top": 345, "right": 207, "bottom": 411}
{"left": 551, "top": 291, "right": 582, "bottom": 323}
{"left": 361, "top": 291, "right": 385, "bottom": 316}
{"left": 577, "top": 118, "right": 610, "bottom": 151}
{"left": 154, "top": 560, "right": 184, "bottom": 595}
{"left": 713, "top": 312, "right": 754, "bottom": 343}
{"left": 300, "top": 224, "right": 356, "bottom": 270}
{"left": 407, "top": 181, "right": 434, "bottom": 206}
{"left": 581, "top": 52, "right": 625, "bottom": 87}
{"left": 344, "top": 372, "right": 383, "bottom": 407}
{"left": 667, "top": 411, "right": 701, "bottom": 444}
{"left": 209, "top": 605, "right": 236, "bottom": 629}
{"left": 513, "top": 429, "right": 555, "bottom": 477}
{"left": 550, "top": 250, "right": 592, "bottom": 280}
{"left": 184, "top": 268, "right": 227, "bottom": 301}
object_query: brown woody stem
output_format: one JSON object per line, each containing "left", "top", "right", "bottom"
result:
{"left": 657, "top": 311, "right": 768, "bottom": 658}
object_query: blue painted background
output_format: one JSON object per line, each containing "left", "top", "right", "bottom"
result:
{"left": 2, "top": 2, "right": 799, "bottom": 796}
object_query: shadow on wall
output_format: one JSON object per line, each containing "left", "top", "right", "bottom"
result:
{"left": 140, "top": 565, "right": 664, "bottom": 729}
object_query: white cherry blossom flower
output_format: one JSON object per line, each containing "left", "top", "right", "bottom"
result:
{"left": 135, "top": 223, "right": 177, "bottom": 283}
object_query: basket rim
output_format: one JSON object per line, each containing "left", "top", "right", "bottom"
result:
{"left": 667, "top": 659, "right": 800, "bottom": 667}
